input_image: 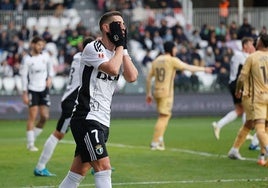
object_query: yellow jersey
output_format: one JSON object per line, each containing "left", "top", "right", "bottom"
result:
{"left": 147, "top": 54, "right": 186, "bottom": 98}
{"left": 240, "top": 51, "right": 268, "bottom": 103}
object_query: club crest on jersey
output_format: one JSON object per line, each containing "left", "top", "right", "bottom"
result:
{"left": 98, "top": 53, "right": 104, "bottom": 58}
{"left": 95, "top": 144, "right": 104, "bottom": 155}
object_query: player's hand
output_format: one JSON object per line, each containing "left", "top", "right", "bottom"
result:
{"left": 235, "top": 90, "right": 242, "bottom": 99}
{"left": 22, "top": 92, "right": 29, "bottom": 105}
{"left": 204, "top": 67, "right": 214, "bottom": 74}
{"left": 146, "top": 95, "right": 153, "bottom": 105}
{"left": 107, "top": 21, "right": 124, "bottom": 48}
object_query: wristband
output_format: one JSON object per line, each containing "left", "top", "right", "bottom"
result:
{"left": 123, "top": 49, "right": 129, "bottom": 56}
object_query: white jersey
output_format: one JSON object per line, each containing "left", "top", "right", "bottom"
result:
{"left": 21, "top": 52, "right": 53, "bottom": 92}
{"left": 61, "top": 52, "right": 81, "bottom": 102}
{"left": 72, "top": 40, "right": 121, "bottom": 127}
{"left": 229, "top": 50, "right": 249, "bottom": 83}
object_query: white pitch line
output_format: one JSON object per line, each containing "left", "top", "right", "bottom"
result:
{"left": 60, "top": 140, "right": 257, "bottom": 161}
{"left": 20, "top": 141, "right": 262, "bottom": 188}
{"left": 22, "top": 178, "right": 268, "bottom": 188}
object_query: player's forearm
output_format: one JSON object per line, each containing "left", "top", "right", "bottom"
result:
{"left": 105, "top": 46, "right": 124, "bottom": 76}
{"left": 184, "top": 64, "right": 206, "bottom": 72}
{"left": 122, "top": 55, "right": 138, "bottom": 83}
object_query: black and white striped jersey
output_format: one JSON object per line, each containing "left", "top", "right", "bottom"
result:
{"left": 72, "top": 40, "right": 121, "bottom": 127}
{"left": 21, "top": 51, "right": 53, "bottom": 92}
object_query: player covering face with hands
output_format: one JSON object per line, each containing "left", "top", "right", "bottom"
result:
{"left": 59, "top": 11, "right": 138, "bottom": 188}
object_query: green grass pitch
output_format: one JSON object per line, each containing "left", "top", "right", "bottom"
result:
{"left": 0, "top": 117, "right": 267, "bottom": 188}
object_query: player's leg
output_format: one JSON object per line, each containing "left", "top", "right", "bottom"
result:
{"left": 254, "top": 103, "right": 268, "bottom": 166}
{"left": 151, "top": 97, "right": 172, "bottom": 150}
{"left": 151, "top": 113, "right": 171, "bottom": 150}
{"left": 35, "top": 99, "right": 73, "bottom": 176}
{"left": 35, "top": 104, "right": 49, "bottom": 133}
{"left": 34, "top": 89, "right": 50, "bottom": 138}
{"left": 212, "top": 81, "right": 243, "bottom": 140}
{"left": 59, "top": 155, "right": 89, "bottom": 188}
{"left": 228, "top": 120, "right": 253, "bottom": 160}
{"left": 26, "top": 105, "right": 39, "bottom": 151}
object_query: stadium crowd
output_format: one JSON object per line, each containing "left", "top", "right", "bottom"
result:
{"left": 0, "top": 0, "right": 267, "bottom": 94}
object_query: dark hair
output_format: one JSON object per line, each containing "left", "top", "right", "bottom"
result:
{"left": 164, "top": 41, "right": 175, "bottom": 54}
{"left": 241, "top": 37, "right": 253, "bottom": 47}
{"left": 31, "top": 36, "right": 44, "bottom": 44}
{"left": 83, "top": 36, "right": 95, "bottom": 48}
{"left": 99, "top": 11, "right": 122, "bottom": 31}
{"left": 260, "top": 33, "right": 268, "bottom": 48}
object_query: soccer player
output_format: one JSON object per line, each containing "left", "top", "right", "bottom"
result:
{"left": 227, "top": 58, "right": 255, "bottom": 160}
{"left": 33, "top": 37, "right": 94, "bottom": 177}
{"left": 146, "top": 41, "right": 213, "bottom": 150}
{"left": 212, "top": 37, "right": 255, "bottom": 140}
{"left": 236, "top": 33, "right": 268, "bottom": 166}
{"left": 59, "top": 11, "right": 138, "bottom": 188}
{"left": 20, "top": 36, "right": 53, "bottom": 151}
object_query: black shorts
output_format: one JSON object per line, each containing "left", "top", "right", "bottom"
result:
{"left": 70, "top": 118, "right": 109, "bottom": 163}
{"left": 28, "top": 88, "right": 50, "bottom": 107}
{"left": 56, "top": 90, "right": 78, "bottom": 133}
{"left": 229, "top": 81, "right": 241, "bottom": 104}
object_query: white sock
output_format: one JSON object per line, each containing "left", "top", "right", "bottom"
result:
{"left": 94, "top": 170, "right": 112, "bottom": 188}
{"left": 34, "top": 127, "right": 43, "bottom": 139}
{"left": 242, "top": 113, "right": 246, "bottom": 124}
{"left": 27, "top": 130, "right": 35, "bottom": 147}
{"left": 36, "top": 134, "right": 59, "bottom": 170}
{"left": 217, "top": 110, "right": 238, "bottom": 129}
{"left": 251, "top": 133, "right": 259, "bottom": 146}
{"left": 59, "top": 171, "right": 84, "bottom": 188}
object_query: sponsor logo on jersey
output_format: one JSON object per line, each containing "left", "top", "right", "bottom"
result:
{"left": 95, "top": 144, "right": 104, "bottom": 155}
{"left": 97, "top": 71, "right": 120, "bottom": 81}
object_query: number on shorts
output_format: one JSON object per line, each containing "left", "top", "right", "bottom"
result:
{"left": 91, "top": 129, "right": 99, "bottom": 143}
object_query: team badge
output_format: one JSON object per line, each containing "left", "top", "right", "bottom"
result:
{"left": 113, "top": 34, "right": 119, "bottom": 41}
{"left": 95, "top": 144, "right": 104, "bottom": 155}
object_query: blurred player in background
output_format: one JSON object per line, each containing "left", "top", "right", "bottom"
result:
{"left": 146, "top": 41, "right": 213, "bottom": 151}
{"left": 20, "top": 36, "right": 53, "bottom": 152}
{"left": 33, "top": 37, "right": 94, "bottom": 177}
{"left": 212, "top": 37, "right": 255, "bottom": 140}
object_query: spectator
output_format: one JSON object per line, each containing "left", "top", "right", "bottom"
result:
{"left": 237, "top": 17, "right": 253, "bottom": 39}
{"left": 42, "top": 27, "right": 53, "bottom": 43}
{"left": 56, "top": 30, "right": 68, "bottom": 51}
{"left": 177, "top": 45, "right": 191, "bottom": 64}
{"left": 162, "top": 28, "right": 173, "bottom": 42}
{"left": 18, "top": 25, "right": 30, "bottom": 42}
{"left": 140, "top": 30, "right": 154, "bottom": 50}
{"left": 219, "top": 0, "right": 230, "bottom": 25}
{"left": 158, "top": 18, "right": 169, "bottom": 38}
{"left": 0, "top": 60, "right": 13, "bottom": 77}
{"left": 141, "top": 49, "right": 153, "bottom": 75}
{"left": 29, "top": 25, "right": 39, "bottom": 39}
{"left": 0, "top": 0, "right": 14, "bottom": 10}
{"left": 228, "top": 21, "right": 238, "bottom": 40}
{"left": 67, "top": 30, "right": 83, "bottom": 48}
{"left": 152, "top": 31, "right": 164, "bottom": 53}
{"left": 203, "top": 46, "right": 215, "bottom": 67}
